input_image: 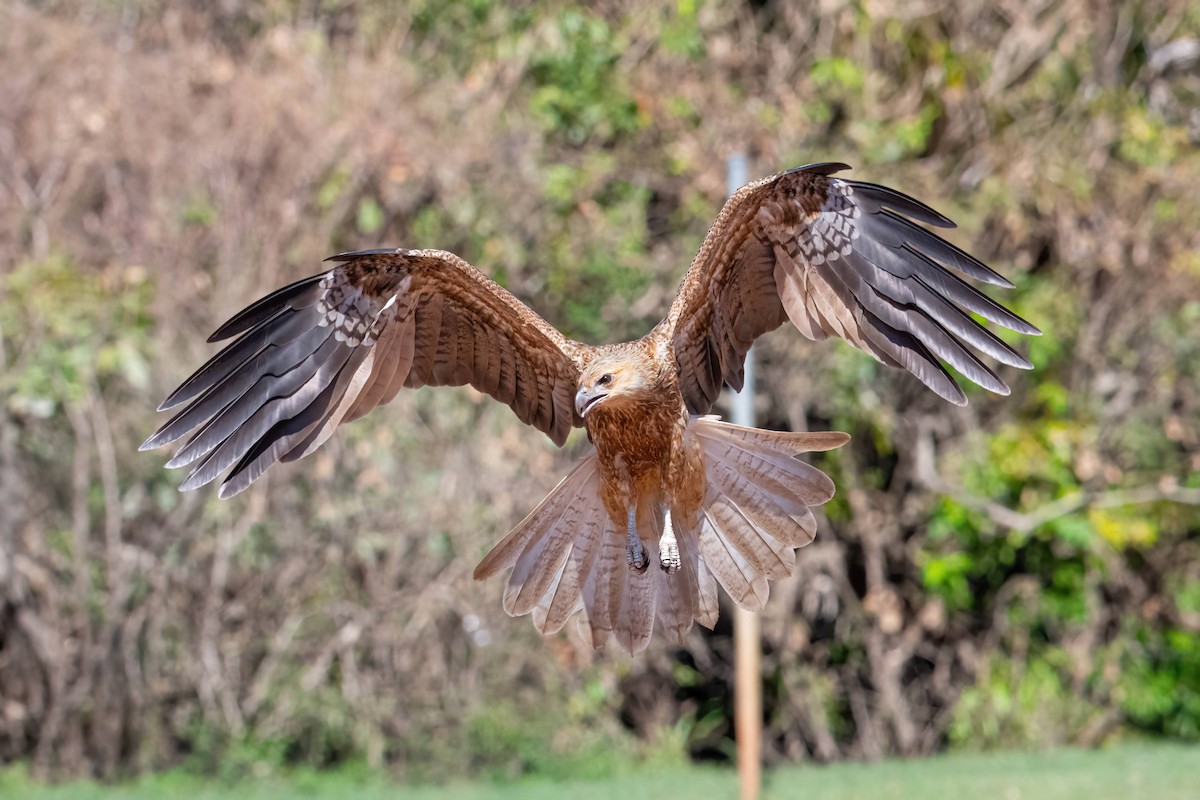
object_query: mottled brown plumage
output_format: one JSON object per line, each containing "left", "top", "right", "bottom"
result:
{"left": 144, "top": 163, "right": 1038, "bottom": 653}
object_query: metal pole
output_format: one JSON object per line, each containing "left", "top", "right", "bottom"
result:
{"left": 727, "top": 152, "right": 761, "bottom": 800}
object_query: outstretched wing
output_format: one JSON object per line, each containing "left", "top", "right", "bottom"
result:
{"left": 660, "top": 162, "right": 1040, "bottom": 412}
{"left": 142, "top": 249, "right": 586, "bottom": 497}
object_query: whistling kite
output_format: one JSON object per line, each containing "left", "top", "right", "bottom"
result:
{"left": 144, "top": 163, "right": 1038, "bottom": 653}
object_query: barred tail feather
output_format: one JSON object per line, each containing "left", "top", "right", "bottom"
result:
{"left": 578, "top": 526, "right": 625, "bottom": 649}
{"left": 472, "top": 453, "right": 600, "bottom": 582}
{"left": 695, "top": 556, "right": 720, "bottom": 629}
{"left": 615, "top": 558, "right": 659, "bottom": 654}
{"left": 695, "top": 506, "right": 771, "bottom": 610}
{"left": 657, "top": 530, "right": 701, "bottom": 643}
{"left": 578, "top": 514, "right": 659, "bottom": 653}
{"left": 473, "top": 451, "right": 659, "bottom": 653}
{"left": 527, "top": 488, "right": 610, "bottom": 636}
{"left": 686, "top": 416, "right": 848, "bottom": 611}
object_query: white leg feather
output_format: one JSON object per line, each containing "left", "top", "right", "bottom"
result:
{"left": 659, "top": 510, "right": 680, "bottom": 573}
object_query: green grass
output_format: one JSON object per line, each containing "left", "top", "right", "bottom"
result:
{"left": 4, "top": 744, "right": 1198, "bottom": 800}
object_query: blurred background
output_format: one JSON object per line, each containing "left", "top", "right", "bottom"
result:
{"left": 1, "top": 0, "right": 1199, "bottom": 789}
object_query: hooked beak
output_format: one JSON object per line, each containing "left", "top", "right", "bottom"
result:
{"left": 575, "top": 386, "right": 608, "bottom": 417}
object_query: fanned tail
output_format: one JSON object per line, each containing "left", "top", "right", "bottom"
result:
{"left": 577, "top": 501, "right": 689, "bottom": 654}
{"left": 473, "top": 451, "right": 681, "bottom": 655}
{"left": 682, "top": 416, "right": 848, "bottom": 612}
{"left": 473, "top": 452, "right": 604, "bottom": 636}
{"left": 473, "top": 417, "right": 848, "bottom": 655}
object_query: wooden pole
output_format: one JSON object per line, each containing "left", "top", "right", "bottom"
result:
{"left": 727, "top": 153, "right": 761, "bottom": 800}
{"left": 734, "top": 606, "right": 762, "bottom": 800}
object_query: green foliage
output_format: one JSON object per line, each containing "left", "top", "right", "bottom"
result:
{"left": 950, "top": 653, "right": 1101, "bottom": 749}
{"left": 919, "top": 245, "right": 1200, "bottom": 746}
{"left": 811, "top": 57, "right": 865, "bottom": 94}
{"left": 172, "top": 658, "right": 653, "bottom": 784}
{"left": 356, "top": 197, "right": 385, "bottom": 235}
{"left": 951, "top": 612, "right": 1200, "bottom": 748}
{"left": 463, "top": 699, "right": 630, "bottom": 781}
{"left": 537, "top": 156, "right": 656, "bottom": 341}
{"left": 528, "top": 10, "right": 641, "bottom": 144}
{"left": 1, "top": 256, "right": 154, "bottom": 415}
{"left": 802, "top": 56, "right": 863, "bottom": 128}
{"left": 412, "top": 0, "right": 497, "bottom": 36}
{"left": 1117, "top": 620, "right": 1200, "bottom": 740}
{"left": 1117, "top": 106, "right": 1189, "bottom": 168}
{"left": 181, "top": 723, "right": 291, "bottom": 783}
{"left": 316, "top": 166, "right": 352, "bottom": 211}
{"left": 181, "top": 195, "right": 218, "bottom": 228}
{"left": 659, "top": 0, "right": 705, "bottom": 59}
{"left": 919, "top": 551, "right": 974, "bottom": 611}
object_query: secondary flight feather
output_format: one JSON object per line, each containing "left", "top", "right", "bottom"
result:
{"left": 144, "top": 163, "right": 1038, "bottom": 653}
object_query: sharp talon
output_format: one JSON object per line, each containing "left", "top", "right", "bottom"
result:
{"left": 625, "top": 506, "right": 648, "bottom": 572}
{"left": 626, "top": 539, "right": 649, "bottom": 573}
{"left": 659, "top": 541, "right": 680, "bottom": 574}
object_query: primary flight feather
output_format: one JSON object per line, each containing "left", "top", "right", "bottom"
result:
{"left": 144, "top": 163, "right": 1038, "bottom": 653}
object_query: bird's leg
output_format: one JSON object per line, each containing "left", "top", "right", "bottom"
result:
{"left": 659, "top": 509, "right": 680, "bottom": 574}
{"left": 625, "top": 506, "right": 648, "bottom": 573}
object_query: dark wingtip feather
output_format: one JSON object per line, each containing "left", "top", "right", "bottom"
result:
{"left": 216, "top": 481, "right": 245, "bottom": 500}
{"left": 324, "top": 248, "right": 408, "bottom": 263}
{"left": 207, "top": 274, "right": 326, "bottom": 342}
{"left": 849, "top": 181, "right": 956, "bottom": 229}
{"left": 874, "top": 215, "right": 1017, "bottom": 290}
{"left": 995, "top": 307, "right": 1040, "bottom": 337}
{"left": 177, "top": 467, "right": 213, "bottom": 493}
{"left": 786, "top": 162, "right": 853, "bottom": 177}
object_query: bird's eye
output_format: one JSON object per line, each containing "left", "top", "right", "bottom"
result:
{"left": 598, "top": 373, "right": 613, "bottom": 387}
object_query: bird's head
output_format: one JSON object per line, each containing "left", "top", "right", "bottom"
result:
{"left": 574, "top": 354, "right": 655, "bottom": 418}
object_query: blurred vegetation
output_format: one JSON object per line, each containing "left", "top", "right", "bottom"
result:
{"left": 2, "top": 0, "right": 1200, "bottom": 784}
{"left": 3, "top": 743, "right": 1200, "bottom": 800}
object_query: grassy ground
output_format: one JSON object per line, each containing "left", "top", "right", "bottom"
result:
{"left": 3, "top": 743, "right": 1197, "bottom": 800}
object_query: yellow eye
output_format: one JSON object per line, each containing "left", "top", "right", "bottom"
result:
{"left": 597, "top": 373, "right": 613, "bottom": 387}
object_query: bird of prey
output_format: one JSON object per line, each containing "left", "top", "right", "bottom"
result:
{"left": 143, "top": 163, "right": 1038, "bottom": 653}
